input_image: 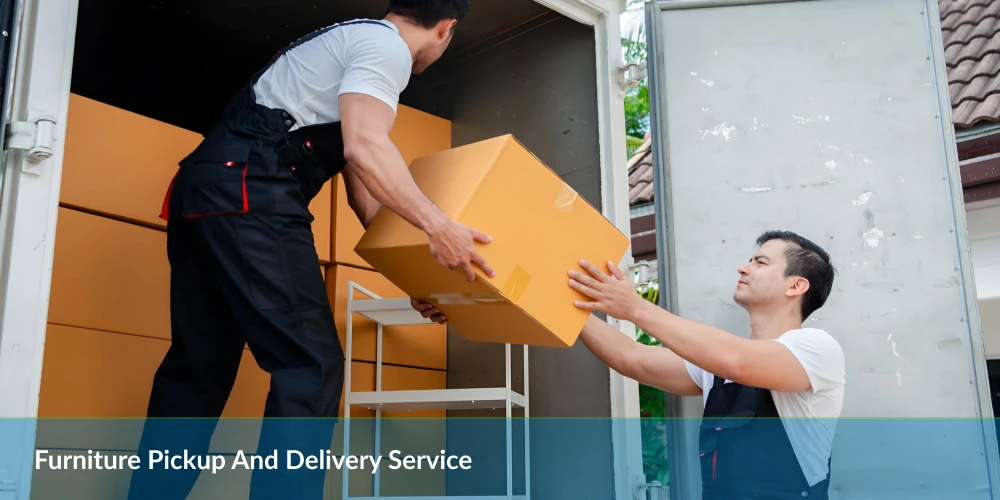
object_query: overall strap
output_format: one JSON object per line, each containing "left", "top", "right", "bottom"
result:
{"left": 244, "top": 19, "right": 395, "bottom": 90}
{"left": 271, "top": 20, "right": 393, "bottom": 62}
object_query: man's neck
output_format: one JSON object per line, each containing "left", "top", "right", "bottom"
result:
{"left": 748, "top": 309, "right": 803, "bottom": 340}
{"left": 384, "top": 14, "right": 420, "bottom": 62}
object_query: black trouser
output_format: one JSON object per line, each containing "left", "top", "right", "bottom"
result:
{"left": 128, "top": 209, "right": 344, "bottom": 500}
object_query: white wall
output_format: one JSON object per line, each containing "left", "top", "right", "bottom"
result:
{"left": 966, "top": 199, "right": 1000, "bottom": 359}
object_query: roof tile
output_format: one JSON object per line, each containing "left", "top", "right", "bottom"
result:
{"left": 941, "top": 1, "right": 1000, "bottom": 32}
{"left": 943, "top": 16, "right": 1000, "bottom": 48}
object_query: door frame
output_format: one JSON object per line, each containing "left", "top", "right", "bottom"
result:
{"left": 535, "top": 1, "right": 647, "bottom": 499}
{"left": 0, "top": 0, "right": 80, "bottom": 498}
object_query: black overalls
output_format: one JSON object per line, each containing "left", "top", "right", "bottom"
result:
{"left": 128, "top": 20, "right": 393, "bottom": 500}
{"left": 699, "top": 376, "right": 832, "bottom": 499}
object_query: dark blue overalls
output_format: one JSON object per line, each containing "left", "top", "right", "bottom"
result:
{"left": 699, "top": 375, "right": 832, "bottom": 499}
{"left": 128, "top": 20, "right": 393, "bottom": 500}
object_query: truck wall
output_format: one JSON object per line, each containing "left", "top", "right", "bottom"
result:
{"left": 647, "top": 0, "right": 1000, "bottom": 497}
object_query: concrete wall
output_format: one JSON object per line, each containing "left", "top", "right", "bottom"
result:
{"left": 402, "top": 13, "right": 615, "bottom": 499}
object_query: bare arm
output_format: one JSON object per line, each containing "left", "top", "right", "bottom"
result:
{"left": 339, "top": 93, "right": 495, "bottom": 281}
{"left": 630, "top": 303, "right": 810, "bottom": 392}
{"left": 340, "top": 92, "right": 448, "bottom": 233}
{"left": 342, "top": 165, "right": 381, "bottom": 229}
{"left": 571, "top": 260, "right": 812, "bottom": 393}
{"left": 579, "top": 315, "right": 702, "bottom": 396}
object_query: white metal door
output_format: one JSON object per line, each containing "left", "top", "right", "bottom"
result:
{"left": 0, "top": 0, "right": 80, "bottom": 497}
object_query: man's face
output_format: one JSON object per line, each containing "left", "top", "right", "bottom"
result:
{"left": 733, "top": 239, "right": 796, "bottom": 309}
{"left": 413, "top": 23, "right": 456, "bottom": 74}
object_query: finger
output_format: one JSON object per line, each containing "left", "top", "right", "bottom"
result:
{"left": 579, "top": 259, "right": 609, "bottom": 282}
{"left": 573, "top": 300, "right": 600, "bottom": 310}
{"left": 472, "top": 230, "right": 493, "bottom": 244}
{"left": 608, "top": 261, "right": 628, "bottom": 281}
{"left": 433, "top": 313, "right": 448, "bottom": 324}
{"left": 462, "top": 262, "right": 477, "bottom": 282}
{"left": 568, "top": 279, "right": 601, "bottom": 298}
{"left": 471, "top": 252, "right": 496, "bottom": 279}
{"left": 568, "top": 269, "right": 602, "bottom": 289}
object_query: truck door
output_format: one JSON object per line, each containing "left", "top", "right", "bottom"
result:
{"left": 0, "top": 0, "right": 80, "bottom": 498}
{"left": 645, "top": 0, "right": 1000, "bottom": 498}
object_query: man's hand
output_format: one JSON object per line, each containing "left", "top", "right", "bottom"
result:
{"left": 569, "top": 259, "right": 644, "bottom": 320}
{"left": 411, "top": 298, "right": 447, "bottom": 324}
{"left": 428, "top": 220, "right": 496, "bottom": 282}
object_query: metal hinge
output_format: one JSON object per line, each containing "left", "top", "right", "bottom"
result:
{"left": 635, "top": 477, "right": 667, "bottom": 500}
{"left": 4, "top": 114, "right": 56, "bottom": 163}
{"left": 618, "top": 60, "right": 648, "bottom": 90}
{"left": 0, "top": 479, "right": 17, "bottom": 500}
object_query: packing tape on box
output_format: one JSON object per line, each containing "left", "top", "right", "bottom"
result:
{"left": 503, "top": 265, "right": 531, "bottom": 302}
{"left": 419, "top": 266, "right": 532, "bottom": 305}
{"left": 420, "top": 293, "right": 507, "bottom": 305}
{"left": 555, "top": 184, "right": 578, "bottom": 213}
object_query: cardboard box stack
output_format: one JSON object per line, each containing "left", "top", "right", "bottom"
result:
{"left": 355, "top": 135, "right": 631, "bottom": 348}
{"left": 35, "top": 94, "right": 454, "bottom": 499}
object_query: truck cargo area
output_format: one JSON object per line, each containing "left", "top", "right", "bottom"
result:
{"left": 55, "top": 0, "right": 619, "bottom": 498}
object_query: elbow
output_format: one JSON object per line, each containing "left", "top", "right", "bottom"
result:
{"left": 723, "top": 352, "right": 751, "bottom": 385}
{"left": 343, "top": 136, "right": 378, "bottom": 174}
{"left": 617, "top": 345, "right": 643, "bottom": 380}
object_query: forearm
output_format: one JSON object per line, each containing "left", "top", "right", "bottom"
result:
{"left": 344, "top": 170, "right": 382, "bottom": 229}
{"left": 578, "top": 315, "right": 639, "bottom": 376}
{"left": 580, "top": 315, "right": 702, "bottom": 396}
{"left": 629, "top": 301, "right": 749, "bottom": 382}
{"left": 345, "top": 135, "right": 449, "bottom": 234}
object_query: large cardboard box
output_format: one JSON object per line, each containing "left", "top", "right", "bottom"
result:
{"left": 354, "top": 135, "right": 631, "bottom": 348}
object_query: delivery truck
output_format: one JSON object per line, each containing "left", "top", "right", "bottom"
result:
{"left": 0, "top": 0, "right": 996, "bottom": 498}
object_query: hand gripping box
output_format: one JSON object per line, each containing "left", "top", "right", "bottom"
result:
{"left": 354, "top": 135, "right": 631, "bottom": 348}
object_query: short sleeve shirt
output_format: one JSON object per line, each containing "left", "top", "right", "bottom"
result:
{"left": 684, "top": 328, "right": 846, "bottom": 486}
{"left": 252, "top": 19, "right": 412, "bottom": 131}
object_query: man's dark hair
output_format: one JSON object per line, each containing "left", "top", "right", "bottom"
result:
{"left": 386, "top": 0, "right": 471, "bottom": 29}
{"left": 756, "top": 230, "right": 835, "bottom": 321}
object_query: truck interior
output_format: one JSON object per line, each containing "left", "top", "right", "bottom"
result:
{"left": 35, "top": 0, "right": 620, "bottom": 498}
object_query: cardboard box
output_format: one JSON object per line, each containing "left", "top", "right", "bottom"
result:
{"left": 61, "top": 94, "right": 331, "bottom": 262}
{"left": 354, "top": 135, "right": 631, "bottom": 348}
{"left": 48, "top": 207, "right": 171, "bottom": 340}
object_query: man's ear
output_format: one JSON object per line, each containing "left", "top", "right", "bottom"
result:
{"left": 786, "top": 276, "right": 810, "bottom": 298}
{"left": 436, "top": 19, "right": 457, "bottom": 39}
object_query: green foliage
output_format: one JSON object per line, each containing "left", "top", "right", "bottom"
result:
{"left": 635, "top": 280, "right": 669, "bottom": 486}
{"left": 622, "top": 22, "right": 650, "bottom": 141}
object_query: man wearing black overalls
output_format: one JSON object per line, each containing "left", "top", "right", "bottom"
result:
{"left": 570, "top": 230, "right": 846, "bottom": 499}
{"left": 128, "top": 2, "right": 489, "bottom": 499}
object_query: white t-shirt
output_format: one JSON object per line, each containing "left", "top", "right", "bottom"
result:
{"left": 684, "top": 328, "right": 845, "bottom": 486}
{"left": 252, "top": 19, "right": 413, "bottom": 130}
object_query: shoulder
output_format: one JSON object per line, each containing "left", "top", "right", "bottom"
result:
{"left": 774, "top": 328, "right": 845, "bottom": 393}
{"left": 343, "top": 21, "right": 411, "bottom": 62}
{"left": 775, "top": 328, "right": 843, "bottom": 358}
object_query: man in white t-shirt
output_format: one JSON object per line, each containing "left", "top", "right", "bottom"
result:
{"left": 570, "top": 230, "right": 845, "bottom": 499}
{"left": 132, "top": 2, "right": 483, "bottom": 499}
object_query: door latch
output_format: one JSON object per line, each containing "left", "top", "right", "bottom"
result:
{"left": 4, "top": 115, "right": 56, "bottom": 163}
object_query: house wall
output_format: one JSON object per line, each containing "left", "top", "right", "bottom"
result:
{"left": 966, "top": 201, "right": 1000, "bottom": 359}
